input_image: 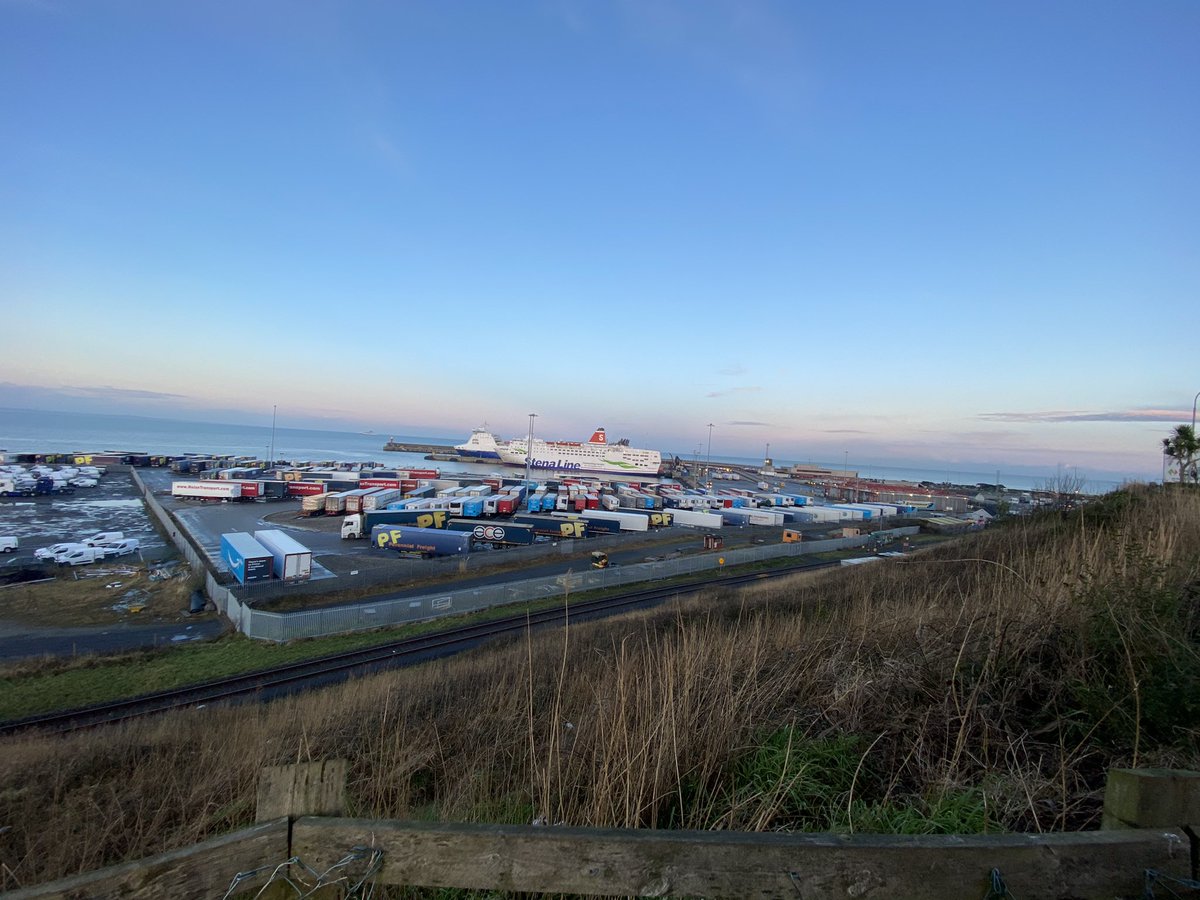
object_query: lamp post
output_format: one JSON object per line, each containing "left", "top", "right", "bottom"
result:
{"left": 1192, "top": 390, "right": 1199, "bottom": 433}
{"left": 706, "top": 423, "right": 715, "bottom": 484}
{"left": 269, "top": 405, "right": 277, "bottom": 468}
{"left": 525, "top": 413, "right": 538, "bottom": 484}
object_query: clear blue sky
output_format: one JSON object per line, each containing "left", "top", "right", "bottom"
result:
{"left": 2, "top": 1, "right": 1196, "bottom": 483}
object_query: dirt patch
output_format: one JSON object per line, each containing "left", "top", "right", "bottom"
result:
{"left": 0, "top": 562, "right": 205, "bottom": 628}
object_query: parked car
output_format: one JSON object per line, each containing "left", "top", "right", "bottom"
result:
{"left": 57, "top": 546, "right": 111, "bottom": 566}
{"left": 35, "top": 542, "right": 86, "bottom": 561}
{"left": 99, "top": 538, "right": 140, "bottom": 557}
{"left": 82, "top": 531, "right": 124, "bottom": 547}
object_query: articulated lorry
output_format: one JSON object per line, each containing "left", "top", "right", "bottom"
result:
{"left": 341, "top": 509, "right": 451, "bottom": 539}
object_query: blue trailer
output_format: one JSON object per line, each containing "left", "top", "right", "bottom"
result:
{"left": 220, "top": 532, "right": 275, "bottom": 585}
{"left": 371, "top": 525, "right": 470, "bottom": 557}
{"left": 446, "top": 519, "right": 537, "bottom": 546}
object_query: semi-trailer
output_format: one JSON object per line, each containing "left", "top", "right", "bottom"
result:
{"left": 445, "top": 519, "right": 536, "bottom": 546}
{"left": 219, "top": 532, "right": 274, "bottom": 585}
{"left": 571, "top": 509, "right": 649, "bottom": 532}
{"left": 371, "top": 525, "right": 470, "bottom": 557}
{"left": 300, "top": 492, "right": 330, "bottom": 515}
{"left": 614, "top": 508, "right": 676, "bottom": 528}
{"left": 657, "top": 507, "right": 723, "bottom": 528}
{"left": 286, "top": 481, "right": 330, "bottom": 497}
{"left": 171, "top": 480, "right": 243, "bottom": 501}
{"left": 324, "top": 492, "right": 352, "bottom": 516}
{"left": 513, "top": 514, "right": 593, "bottom": 539}
{"left": 341, "top": 509, "right": 451, "bottom": 539}
{"left": 252, "top": 529, "right": 313, "bottom": 581}
{"left": 361, "top": 488, "right": 404, "bottom": 511}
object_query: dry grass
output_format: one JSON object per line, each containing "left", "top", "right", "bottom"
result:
{"left": 1, "top": 486, "right": 1198, "bottom": 890}
{"left": 0, "top": 565, "right": 202, "bottom": 629}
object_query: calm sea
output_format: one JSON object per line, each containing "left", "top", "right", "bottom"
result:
{"left": 0, "top": 408, "right": 1127, "bottom": 494}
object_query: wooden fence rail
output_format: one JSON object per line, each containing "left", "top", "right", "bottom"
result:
{"left": 6, "top": 766, "right": 1198, "bottom": 899}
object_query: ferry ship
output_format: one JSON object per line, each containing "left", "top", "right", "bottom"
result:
{"left": 455, "top": 426, "right": 664, "bottom": 476}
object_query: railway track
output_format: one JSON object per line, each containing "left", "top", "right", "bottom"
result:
{"left": 0, "top": 560, "right": 838, "bottom": 737}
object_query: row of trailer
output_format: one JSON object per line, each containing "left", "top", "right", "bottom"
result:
{"left": 219, "top": 530, "right": 313, "bottom": 585}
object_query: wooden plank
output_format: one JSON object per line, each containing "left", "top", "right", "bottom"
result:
{"left": 5, "top": 818, "right": 289, "bottom": 900}
{"left": 1103, "top": 767, "right": 1200, "bottom": 828}
{"left": 256, "top": 759, "right": 348, "bottom": 823}
{"left": 293, "top": 818, "right": 1192, "bottom": 899}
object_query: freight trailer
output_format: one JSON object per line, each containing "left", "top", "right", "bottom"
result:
{"left": 569, "top": 509, "right": 648, "bottom": 532}
{"left": 171, "top": 480, "right": 243, "bottom": 501}
{"left": 370, "top": 525, "right": 470, "bottom": 557}
{"left": 219, "top": 532, "right": 274, "bottom": 585}
{"left": 445, "top": 519, "right": 536, "bottom": 546}
{"left": 252, "top": 529, "right": 313, "bottom": 581}
{"left": 656, "top": 507, "right": 723, "bottom": 528}
{"left": 341, "top": 509, "right": 451, "bottom": 539}
{"left": 615, "top": 508, "right": 675, "bottom": 528}
{"left": 361, "top": 488, "right": 404, "bottom": 510}
{"left": 286, "top": 481, "right": 330, "bottom": 497}
{"left": 300, "top": 492, "right": 331, "bottom": 515}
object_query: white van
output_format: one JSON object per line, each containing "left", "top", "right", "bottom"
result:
{"left": 57, "top": 546, "right": 110, "bottom": 566}
{"left": 82, "top": 531, "right": 124, "bottom": 547}
{"left": 100, "top": 538, "right": 140, "bottom": 557}
{"left": 36, "top": 542, "right": 86, "bottom": 561}
{"left": 0, "top": 536, "right": 17, "bottom": 553}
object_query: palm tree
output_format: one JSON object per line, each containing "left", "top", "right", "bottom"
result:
{"left": 1162, "top": 424, "right": 1199, "bottom": 484}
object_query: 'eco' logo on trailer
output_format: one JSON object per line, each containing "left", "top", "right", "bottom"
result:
{"left": 472, "top": 525, "right": 506, "bottom": 541}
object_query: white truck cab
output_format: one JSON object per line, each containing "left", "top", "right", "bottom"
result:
{"left": 0, "top": 536, "right": 17, "bottom": 553}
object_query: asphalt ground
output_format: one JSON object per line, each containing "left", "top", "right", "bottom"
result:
{"left": 0, "top": 470, "right": 222, "bottom": 661}
{"left": 0, "top": 467, "right": 834, "bottom": 662}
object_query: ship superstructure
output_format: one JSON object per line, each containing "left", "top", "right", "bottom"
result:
{"left": 455, "top": 427, "right": 663, "bottom": 476}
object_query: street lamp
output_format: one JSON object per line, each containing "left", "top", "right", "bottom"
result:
{"left": 706, "top": 423, "right": 715, "bottom": 483}
{"left": 525, "top": 413, "right": 538, "bottom": 484}
{"left": 1192, "top": 390, "right": 1199, "bottom": 433}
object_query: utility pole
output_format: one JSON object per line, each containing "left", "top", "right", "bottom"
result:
{"left": 706, "top": 423, "right": 715, "bottom": 484}
{"left": 269, "top": 405, "right": 277, "bottom": 469}
{"left": 525, "top": 413, "right": 538, "bottom": 484}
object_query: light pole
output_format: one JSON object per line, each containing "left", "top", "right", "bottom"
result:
{"left": 844, "top": 450, "right": 849, "bottom": 501}
{"left": 1192, "top": 390, "right": 1199, "bottom": 433}
{"left": 525, "top": 413, "right": 538, "bottom": 484}
{"left": 706, "top": 423, "right": 715, "bottom": 483}
{"left": 269, "top": 405, "right": 277, "bottom": 468}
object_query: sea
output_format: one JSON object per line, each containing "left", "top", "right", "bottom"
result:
{"left": 0, "top": 408, "right": 1132, "bottom": 494}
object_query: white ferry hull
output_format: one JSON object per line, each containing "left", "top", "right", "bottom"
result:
{"left": 455, "top": 427, "right": 663, "bottom": 476}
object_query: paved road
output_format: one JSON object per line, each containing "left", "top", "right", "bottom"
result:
{"left": 0, "top": 617, "right": 226, "bottom": 661}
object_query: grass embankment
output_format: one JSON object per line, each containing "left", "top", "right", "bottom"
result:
{"left": 0, "top": 541, "right": 874, "bottom": 720}
{"left": 1, "top": 486, "right": 1197, "bottom": 890}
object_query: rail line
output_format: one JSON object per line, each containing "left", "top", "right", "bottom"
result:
{"left": 0, "top": 560, "right": 838, "bottom": 737}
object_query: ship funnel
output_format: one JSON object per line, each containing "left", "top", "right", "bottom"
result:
{"left": 588, "top": 428, "right": 607, "bottom": 443}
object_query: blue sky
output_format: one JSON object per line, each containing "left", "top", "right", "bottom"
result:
{"left": 2, "top": 0, "right": 1197, "bottom": 483}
